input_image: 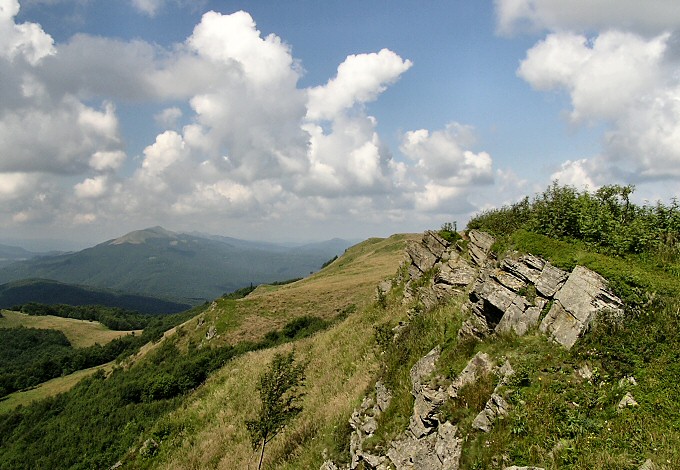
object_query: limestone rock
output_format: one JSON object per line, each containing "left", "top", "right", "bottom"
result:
{"left": 540, "top": 265, "right": 623, "bottom": 349}
{"left": 502, "top": 255, "right": 567, "bottom": 297}
{"left": 407, "top": 240, "right": 439, "bottom": 275}
{"left": 470, "top": 276, "right": 530, "bottom": 332}
{"left": 407, "top": 231, "right": 449, "bottom": 277}
{"left": 320, "top": 460, "right": 339, "bottom": 470}
{"left": 375, "top": 381, "right": 392, "bottom": 413}
{"left": 422, "top": 230, "right": 450, "bottom": 259}
{"left": 388, "top": 421, "right": 461, "bottom": 470}
{"left": 639, "top": 459, "right": 658, "bottom": 470}
{"left": 411, "top": 347, "right": 440, "bottom": 396}
{"left": 409, "top": 386, "right": 448, "bottom": 438}
{"left": 448, "top": 352, "right": 494, "bottom": 399}
{"left": 205, "top": 325, "right": 217, "bottom": 340}
{"left": 535, "top": 262, "right": 568, "bottom": 298}
{"left": 577, "top": 364, "right": 593, "bottom": 380}
{"left": 468, "top": 230, "right": 495, "bottom": 266}
{"left": 618, "top": 392, "right": 638, "bottom": 409}
{"left": 436, "top": 253, "right": 477, "bottom": 288}
{"left": 472, "top": 393, "right": 509, "bottom": 432}
{"left": 618, "top": 376, "right": 637, "bottom": 388}
{"left": 492, "top": 270, "right": 527, "bottom": 292}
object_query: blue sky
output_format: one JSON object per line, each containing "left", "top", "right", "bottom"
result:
{"left": 2, "top": 0, "right": 680, "bottom": 249}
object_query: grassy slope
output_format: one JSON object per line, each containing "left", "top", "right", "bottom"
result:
{"left": 0, "top": 309, "right": 141, "bottom": 348}
{"left": 123, "top": 234, "right": 418, "bottom": 469}
{"left": 137, "top": 230, "right": 679, "bottom": 470}
{"left": 0, "top": 363, "right": 112, "bottom": 414}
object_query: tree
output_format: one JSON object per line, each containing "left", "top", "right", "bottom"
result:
{"left": 246, "top": 351, "right": 306, "bottom": 470}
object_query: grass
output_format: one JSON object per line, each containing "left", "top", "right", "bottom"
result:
{"left": 0, "top": 362, "right": 113, "bottom": 414}
{"left": 8, "top": 228, "right": 676, "bottom": 469}
{"left": 0, "top": 309, "right": 141, "bottom": 347}
{"left": 105, "top": 234, "right": 418, "bottom": 469}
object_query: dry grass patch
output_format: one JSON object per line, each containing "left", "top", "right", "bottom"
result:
{"left": 128, "top": 235, "right": 417, "bottom": 470}
{"left": 0, "top": 310, "right": 141, "bottom": 348}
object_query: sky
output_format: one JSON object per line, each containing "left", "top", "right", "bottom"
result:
{"left": 2, "top": 0, "right": 680, "bottom": 250}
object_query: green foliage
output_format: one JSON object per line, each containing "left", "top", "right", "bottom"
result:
{"left": 438, "top": 222, "right": 462, "bottom": 243}
{"left": 264, "top": 316, "right": 331, "bottom": 344}
{"left": 223, "top": 284, "right": 257, "bottom": 299}
{"left": 467, "top": 182, "right": 680, "bottom": 264}
{"left": 14, "top": 302, "right": 152, "bottom": 330}
{"left": 322, "top": 255, "right": 338, "bottom": 269}
{"left": 246, "top": 351, "right": 306, "bottom": 469}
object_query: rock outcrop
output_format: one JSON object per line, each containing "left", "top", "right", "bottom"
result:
{"left": 540, "top": 265, "right": 623, "bottom": 349}
{"left": 326, "top": 229, "right": 626, "bottom": 470}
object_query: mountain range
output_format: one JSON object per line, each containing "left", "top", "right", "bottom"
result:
{"left": 0, "top": 227, "right": 353, "bottom": 305}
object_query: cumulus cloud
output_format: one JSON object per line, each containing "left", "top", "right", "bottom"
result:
{"left": 0, "top": 0, "right": 55, "bottom": 64}
{"left": 518, "top": 31, "right": 668, "bottom": 122}
{"left": 154, "top": 106, "right": 182, "bottom": 129}
{"left": 74, "top": 175, "right": 108, "bottom": 199}
{"left": 307, "top": 49, "right": 413, "bottom": 120}
{"left": 496, "top": 0, "right": 680, "bottom": 35}
{"left": 400, "top": 123, "right": 494, "bottom": 186}
{"left": 518, "top": 30, "right": 680, "bottom": 183}
{"left": 131, "top": 0, "right": 163, "bottom": 16}
{"left": 507, "top": 0, "right": 680, "bottom": 190}
{"left": 1, "top": 5, "right": 497, "bottom": 239}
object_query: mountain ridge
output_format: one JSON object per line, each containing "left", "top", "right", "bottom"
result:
{"left": 0, "top": 227, "right": 355, "bottom": 304}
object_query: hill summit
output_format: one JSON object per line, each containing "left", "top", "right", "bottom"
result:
{"left": 109, "top": 226, "right": 178, "bottom": 245}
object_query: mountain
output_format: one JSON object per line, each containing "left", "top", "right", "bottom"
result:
{"left": 0, "top": 279, "right": 190, "bottom": 314}
{"left": 0, "top": 227, "right": 354, "bottom": 304}
{"left": 1, "top": 184, "right": 678, "bottom": 469}
{"left": 0, "top": 244, "right": 41, "bottom": 269}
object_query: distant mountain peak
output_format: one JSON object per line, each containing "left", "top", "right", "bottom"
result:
{"left": 109, "top": 226, "right": 177, "bottom": 245}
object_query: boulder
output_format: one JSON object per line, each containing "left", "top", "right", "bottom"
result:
{"left": 448, "top": 352, "right": 494, "bottom": 399}
{"left": 407, "top": 241, "right": 439, "bottom": 275}
{"left": 540, "top": 265, "right": 623, "bottom": 349}
{"left": 388, "top": 421, "right": 461, "bottom": 470}
{"left": 618, "top": 392, "right": 638, "bottom": 409}
{"left": 435, "top": 253, "right": 477, "bottom": 288}
{"left": 496, "top": 299, "right": 545, "bottom": 336}
{"left": 472, "top": 393, "right": 510, "bottom": 432}
{"left": 410, "top": 386, "right": 448, "bottom": 438}
{"left": 411, "top": 347, "right": 440, "bottom": 396}
{"left": 422, "top": 230, "right": 450, "bottom": 259}
{"left": 468, "top": 230, "right": 495, "bottom": 266}
{"left": 470, "top": 275, "right": 530, "bottom": 331}
{"left": 535, "top": 262, "right": 568, "bottom": 298}
{"left": 502, "top": 255, "right": 567, "bottom": 297}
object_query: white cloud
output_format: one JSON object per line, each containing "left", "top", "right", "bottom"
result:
{"left": 89, "top": 150, "right": 126, "bottom": 171}
{"left": 131, "top": 0, "right": 163, "bottom": 16}
{"left": 518, "top": 31, "right": 668, "bottom": 122}
{"left": 154, "top": 106, "right": 182, "bottom": 129}
{"left": 74, "top": 175, "right": 108, "bottom": 199}
{"left": 517, "top": 29, "right": 680, "bottom": 185}
{"left": 550, "top": 159, "right": 598, "bottom": 189}
{"left": 400, "top": 123, "right": 493, "bottom": 186}
{"left": 496, "top": 0, "right": 680, "bottom": 35}
{"left": 307, "top": 49, "right": 412, "bottom": 121}
{"left": 0, "top": 5, "right": 497, "bottom": 239}
{"left": 0, "top": 97, "right": 122, "bottom": 173}
{"left": 0, "top": 172, "right": 36, "bottom": 200}
{"left": 0, "top": 0, "right": 54, "bottom": 64}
